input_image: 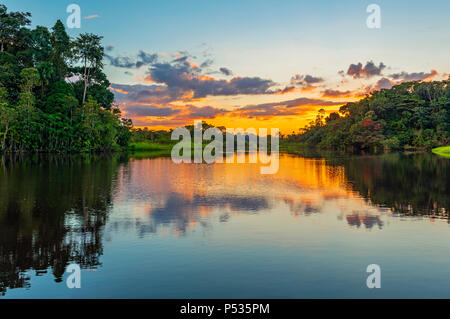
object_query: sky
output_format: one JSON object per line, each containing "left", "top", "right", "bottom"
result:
{"left": 3, "top": 0, "right": 450, "bottom": 133}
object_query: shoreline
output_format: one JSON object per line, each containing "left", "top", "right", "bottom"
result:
{"left": 432, "top": 146, "right": 450, "bottom": 158}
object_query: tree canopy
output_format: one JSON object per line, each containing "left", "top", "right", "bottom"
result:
{"left": 0, "top": 4, "right": 132, "bottom": 153}
{"left": 286, "top": 80, "right": 450, "bottom": 151}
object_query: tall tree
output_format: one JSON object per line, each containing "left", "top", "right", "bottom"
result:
{"left": 19, "top": 68, "right": 40, "bottom": 108}
{"left": 17, "top": 68, "right": 40, "bottom": 150}
{"left": 50, "top": 20, "right": 70, "bottom": 81}
{"left": 73, "top": 34, "right": 104, "bottom": 104}
{"left": 31, "top": 26, "right": 52, "bottom": 63}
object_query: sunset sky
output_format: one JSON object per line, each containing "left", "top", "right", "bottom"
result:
{"left": 4, "top": 0, "right": 450, "bottom": 133}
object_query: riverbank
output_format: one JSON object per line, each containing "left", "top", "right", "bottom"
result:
{"left": 432, "top": 146, "right": 450, "bottom": 158}
{"left": 129, "top": 140, "right": 443, "bottom": 158}
{"left": 130, "top": 142, "right": 174, "bottom": 152}
{"left": 279, "top": 140, "right": 450, "bottom": 155}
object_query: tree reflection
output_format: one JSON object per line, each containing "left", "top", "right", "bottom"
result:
{"left": 0, "top": 154, "right": 125, "bottom": 295}
{"left": 135, "top": 193, "right": 270, "bottom": 237}
{"left": 1, "top": 151, "right": 449, "bottom": 295}
{"left": 332, "top": 153, "right": 450, "bottom": 218}
{"left": 345, "top": 213, "right": 384, "bottom": 229}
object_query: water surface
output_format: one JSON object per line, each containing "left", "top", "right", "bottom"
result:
{"left": 0, "top": 152, "right": 449, "bottom": 298}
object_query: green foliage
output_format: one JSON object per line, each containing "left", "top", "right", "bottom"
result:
{"left": 0, "top": 5, "right": 132, "bottom": 153}
{"left": 0, "top": 52, "right": 20, "bottom": 101}
{"left": 432, "top": 146, "right": 450, "bottom": 158}
{"left": 50, "top": 20, "right": 71, "bottom": 81}
{"left": 130, "top": 142, "right": 174, "bottom": 152}
{"left": 289, "top": 80, "right": 450, "bottom": 151}
{"left": 0, "top": 4, "right": 31, "bottom": 53}
{"left": 132, "top": 127, "right": 175, "bottom": 144}
{"left": 72, "top": 33, "right": 104, "bottom": 104}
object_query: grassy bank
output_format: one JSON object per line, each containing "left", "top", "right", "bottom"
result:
{"left": 130, "top": 140, "right": 450, "bottom": 159}
{"left": 129, "top": 142, "right": 174, "bottom": 157}
{"left": 130, "top": 142, "right": 174, "bottom": 152}
{"left": 432, "top": 146, "right": 450, "bottom": 158}
{"left": 279, "top": 141, "right": 306, "bottom": 153}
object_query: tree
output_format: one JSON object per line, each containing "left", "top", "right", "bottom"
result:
{"left": 0, "top": 4, "right": 31, "bottom": 52}
{"left": 326, "top": 112, "right": 340, "bottom": 123}
{"left": 31, "top": 26, "right": 52, "bottom": 63}
{"left": 0, "top": 52, "right": 20, "bottom": 100}
{"left": 73, "top": 34, "right": 104, "bottom": 104}
{"left": 37, "top": 62, "right": 57, "bottom": 95}
{"left": 16, "top": 68, "right": 40, "bottom": 151}
{"left": 19, "top": 68, "right": 40, "bottom": 108}
{"left": 315, "top": 109, "right": 326, "bottom": 127}
{"left": 0, "top": 87, "right": 17, "bottom": 151}
{"left": 50, "top": 20, "right": 71, "bottom": 81}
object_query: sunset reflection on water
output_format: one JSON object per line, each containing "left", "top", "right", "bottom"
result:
{"left": 1, "top": 152, "right": 449, "bottom": 298}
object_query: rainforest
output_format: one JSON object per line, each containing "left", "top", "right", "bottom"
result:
{"left": 0, "top": 4, "right": 132, "bottom": 153}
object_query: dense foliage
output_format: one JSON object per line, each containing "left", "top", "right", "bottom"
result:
{"left": 0, "top": 5, "right": 132, "bottom": 152}
{"left": 131, "top": 122, "right": 224, "bottom": 144}
{"left": 286, "top": 80, "right": 450, "bottom": 150}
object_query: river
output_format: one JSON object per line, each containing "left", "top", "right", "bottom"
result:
{"left": 0, "top": 152, "right": 449, "bottom": 298}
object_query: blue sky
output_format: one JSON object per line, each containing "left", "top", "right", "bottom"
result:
{"left": 3, "top": 0, "right": 449, "bottom": 131}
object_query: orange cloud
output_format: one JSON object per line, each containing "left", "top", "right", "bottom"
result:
{"left": 301, "top": 86, "right": 318, "bottom": 92}
{"left": 84, "top": 14, "right": 100, "bottom": 19}
{"left": 108, "top": 87, "right": 129, "bottom": 94}
{"left": 423, "top": 69, "right": 438, "bottom": 81}
{"left": 275, "top": 87, "right": 296, "bottom": 95}
{"left": 136, "top": 75, "right": 153, "bottom": 83}
{"left": 321, "top": 89, "right": 365, "bottom": 99}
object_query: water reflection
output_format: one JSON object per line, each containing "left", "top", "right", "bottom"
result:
{"left": 139, "top": 193, "right": 270, "bottom": 235}
{"left": 345, "top": 213, "right": 384, "bottom": 229}
{"left": 101, "top": 152, "right": 450, "bottom": 244}
{"left": 0, "top": 154, "right": 126, "bottom": 295}
{"left": 0, "top": 151, "right": 449, "bottom": 296}
{"left": 333, "top": 153, "right": 450, "bottom": 217}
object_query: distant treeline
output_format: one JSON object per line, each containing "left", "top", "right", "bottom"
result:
{"left": 0, "top": 5, "right": 132, "bottom": 153}
{"left": 132, "top": 122, "right": 225, "bottom": 145}
{"left": 285, "top": 80, "right": 450, "bottom": 151}
{"left": 131, "top": 122, "right": 277, "bottom": 151}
